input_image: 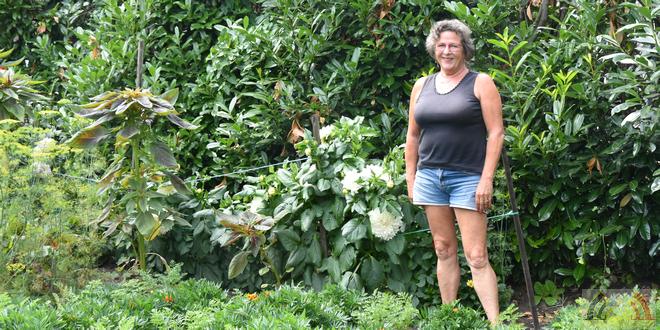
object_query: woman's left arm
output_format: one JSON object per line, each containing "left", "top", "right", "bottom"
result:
{"left": 475, "top": 73, "right": 504, "bottom": 213}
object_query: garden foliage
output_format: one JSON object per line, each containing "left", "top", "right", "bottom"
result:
{"left": 0, "top": 0, "right": 657, "bottom": 312}
{"left": 0, "top": 266, "right": 514, "bottom": 329}
{"left": 0, "top": 123, "right": 105, "bottom": 294}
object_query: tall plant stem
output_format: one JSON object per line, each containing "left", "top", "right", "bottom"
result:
{"left": 131, "top": 138, "right": 147, "bottom": 271}
{"left": 260, "top": 247, "right": 281, "bottom": 285}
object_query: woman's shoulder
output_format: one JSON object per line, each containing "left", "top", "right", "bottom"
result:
{"left": 472, "top": 71, "right": 494, "bottom": 83}
{"left": 472, "top": 72, "right": 499, "bottom": 99}
{"left": 413, "top": 74, "right": 433, "bottom": 87}
{"left": 412, "top": 74, "right": 433, "bottom": 94}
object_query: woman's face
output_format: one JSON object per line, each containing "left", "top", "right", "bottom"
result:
{"left": 434, "top": 31, "right": 465, "bottom": 73}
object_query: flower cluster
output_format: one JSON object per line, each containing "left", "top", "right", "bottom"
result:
{"left": 319, "top": 124, "right": 334, "bottom": 141}
{"left": 32, "top": 137, "right": 57, "bottom": 176}
{"left": 163, "top": 294, "right": 174, "bottom": 303}
{"left": 246, "top": 293, "right": 258, "bottom": 301}
{"left": 368, "top": 208, "right": 403, "bottom": 241}
{"left": 341, "top": 164, "right": 392, "bottom": 194}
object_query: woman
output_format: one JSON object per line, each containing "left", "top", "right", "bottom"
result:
{"left": 405, "top": 19, "right": 504, "bottom": 324}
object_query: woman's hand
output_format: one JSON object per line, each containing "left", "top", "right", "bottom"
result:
{"left": 406, "top": 174, "right": 415, "bottom": 202}
{"left": 475, "top": 177, "right": 493, "bottom": 213}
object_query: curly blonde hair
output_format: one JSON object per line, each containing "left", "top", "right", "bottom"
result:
{"left": 425, "top": 19, "right": 475, "bottom": 61}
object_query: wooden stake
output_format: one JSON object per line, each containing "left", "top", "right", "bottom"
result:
{"left": 311, "top": 113, "right": 329, "bottom": 258}
{"left": 502, "top": 150, "right": 540, "bottom": 330}
{"left": 136, "top": 40, "right": 145, "bottom": 88}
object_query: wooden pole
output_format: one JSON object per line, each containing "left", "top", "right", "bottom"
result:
{"left": 134, "top": 39, "right": 147, "bottom": 271}
{"left": 311, "top": 113, "right": 329, "bottom": 258}
{"left": 501, "top": 150, "right": 540, "bottom": 330}
{"left": 136, "top": 40, "right": 145, "bottom": 88}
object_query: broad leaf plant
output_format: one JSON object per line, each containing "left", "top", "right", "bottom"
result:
{"left": 0, "top": 48, "right": 48, "bottom": 121}
{"left": 68, "top": 87, "right": 197, "bottom": 270}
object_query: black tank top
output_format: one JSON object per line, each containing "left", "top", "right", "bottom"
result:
{"left": 413, "top": 71, "right": 486, "bottom": 174}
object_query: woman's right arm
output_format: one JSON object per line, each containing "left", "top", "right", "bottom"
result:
{"left": 405, "top": 77, "right": 426, "bottom": 201}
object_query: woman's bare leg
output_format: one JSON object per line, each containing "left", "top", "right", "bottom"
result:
{"left": 424, "top": 206, "right": 460, "bottom": 303}
{"left": 455, "top": 208, "right": 499, "bottom": 324}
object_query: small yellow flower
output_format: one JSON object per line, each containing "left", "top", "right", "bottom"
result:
{"left": 246, "top": 293, "right": 258, "bottom": 301}
{"left": 267, "top": 187, "right": 277, "bottom": 196}
{"left": 6, "top": 262, "right": 26, "bottom": 273}
{"left": 452, "top": 307, "right": 459, "bottom": 313}
{"left": 467, "top": 279, "right": 474, "bottom": 288}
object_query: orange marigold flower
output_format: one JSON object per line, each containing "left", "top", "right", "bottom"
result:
{"left": 246, "top": 293, "right": 258, "bottom": 301}
{"left": 163, "top": 294, "right": 174, "bottom": 303}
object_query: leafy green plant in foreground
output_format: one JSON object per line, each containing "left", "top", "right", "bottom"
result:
{"left": 68, "top": 87, "right": 197, "bottom": 270}
{"left": 0, "top": 48, "right": 48, "bottom": 121}
{"left": 534, "top": 280, "right": 564, "bottom": 306}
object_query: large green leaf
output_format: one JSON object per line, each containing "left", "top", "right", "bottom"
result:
{"left": 285, "top": 247, "right": 305, "bottom": 269}
{"left": 341, "top": 219, "right": 366, "bottom": 242}
{"left": 339, "top": 246, "right": 356, "bottom": 271}
{"left": 150, "top": 140, "right": 177, "bottom": 168}
{"left": 166, "top": 114, "right": 197, "bottom": 129}
{"left": 136, "top": 212, "right": 157, "bottom": 238}
{"left": 114, "top": 100, "right": 135, "bottom": 115}
{"left": 228, "top": 251, "right": 249, "bottom": 279}
{"left": 385, "top": 235, "right": 405, "bottom": 255}
{"left": 83, "top": 113, "right": 115, "bottom": 130}
{"left": 0, "top": 100, "right": 24, "bottom": 121}
{"left": 538, "top": 199, "right": 558, "bottom": 222}
{"left": 68, "top": 126, "right": 109, "bottom": 149}
{"left": 322, "top": 210, "right": 338, "bottom": 231}
{"left": 341, "top": 271, "right": 363, "bottom": 290}
{"left": 360, "top": 256, "right": 384, "bottom": 289}
{"left": 118, "top": 122, "right": 139, "bottom": 139}
{"left": 160, "top": 88, "right": 179, "bottom": 105}
{"left": 307, "top": 236, "right": 322, "bottom": 265}
{"left": 98, "top": 160, "right": 123, "bottom": 192}
{"left": 276, "top": 229, "right": 300, "bottom": 251}
{"left": 300, "top": 208, "right": 315, "bottom": 231}
{"left": 638, "top": 221, "right": 651, "bottom": 240}
{"left": 572, "top": 264, "right": 585, "bottom": 283}
{"left": 135, "top": 95, "right": 153, "bottom": 108}
{"left": 322, "top": 256, "right": 341, "bottom": 282}
{"left": 164, "top": 171, "right": 191, "bottom": 196}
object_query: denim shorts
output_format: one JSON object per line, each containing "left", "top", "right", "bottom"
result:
{"left": 412, "top": 167, "right": 481, "bottom": 211}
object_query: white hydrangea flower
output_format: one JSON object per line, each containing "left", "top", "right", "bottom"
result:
{"left": 362, "top": 164, "right": 390, "bottom": 183}
{"left": 319, "top": 125, "right": 334, "bottom": 141}
{"left": 249, "top": 197, "right": 265, "bottom": 213}
{"left": 341, "top": 169, "right": 362, "bottom": 193}
{"left": 368, "top": 208, "right": 403, "bottom": 241}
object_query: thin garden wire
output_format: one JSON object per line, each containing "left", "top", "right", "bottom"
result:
{"left": 400, "top": 210, "right": 519, "bottom": 236}
{"left": 186, "top": 157, "right": 309, "bottom": 183}
{"left": 53, "top": 157, "right": 311, "bottom": 184}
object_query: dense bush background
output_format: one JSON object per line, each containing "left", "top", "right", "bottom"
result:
{"left": 1, "top": 0, "right": 657, "bottom": 308}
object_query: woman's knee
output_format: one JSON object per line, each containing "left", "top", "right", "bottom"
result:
{"left": 433, "top": 239, "right": 457, "bottom": 260}
{"left": 465, "top": 249, "right": 490, "bottom": 269}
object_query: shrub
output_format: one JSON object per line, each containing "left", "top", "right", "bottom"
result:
{"left": 417, "top": 301, "right": 489, "bottom": 330}
{"left": 352, "top": 290, "right": 419, "bottom": 329}
{"left": 0, "top": 124, "right": 105, "bottom": 295}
